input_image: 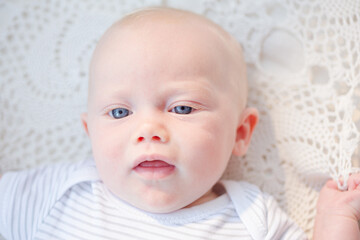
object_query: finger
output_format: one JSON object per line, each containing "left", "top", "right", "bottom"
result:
{"left": 349, "top": 178, "right": 356, "bottom": 191}
{"left": 348, "top": 173, "right": 360, "bottom": 191}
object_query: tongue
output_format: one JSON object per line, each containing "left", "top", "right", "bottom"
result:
{"left": 139, "top": 160, "right": 170, "bottom": 167}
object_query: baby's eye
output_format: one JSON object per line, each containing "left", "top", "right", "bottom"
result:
{"left": 171, "top": 106, "right": 193, "bottom": 114}
{"left": 109, "top": 108, "right": 132, "bottom": 119}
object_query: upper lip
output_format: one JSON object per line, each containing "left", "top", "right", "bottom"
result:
{"left": 132, "top": 154, "right": 174, "bottom": 169}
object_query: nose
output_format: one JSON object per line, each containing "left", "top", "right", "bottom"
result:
{"left": 133, "top": 122, "right": 169, "bottom": 144}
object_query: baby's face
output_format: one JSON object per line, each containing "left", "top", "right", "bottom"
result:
{"left": 83, "top": 14, "right": 249, "bottom": 213}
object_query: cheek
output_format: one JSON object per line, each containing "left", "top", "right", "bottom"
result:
{"left": 199, "top": 113, "right": 236, "bottom": 152}
{"left": 180, "top": 113, "right": 236, "bottom": 172}
{"left": 88, "top": 121, "right": 128, "bottom": 171}
{"left": 88, "top": 122, "right": 133, "bottom": 195}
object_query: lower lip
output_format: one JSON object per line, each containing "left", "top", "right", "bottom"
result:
{"left": 133, "top": 160, "right": 175, "bottom": 179}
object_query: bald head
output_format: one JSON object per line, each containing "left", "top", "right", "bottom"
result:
{"left": 89, "top": 7, "right": 247, "bottom": 109}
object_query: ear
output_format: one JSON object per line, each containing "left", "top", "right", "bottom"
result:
{"left": 81, "top": 113, "right": 90, "bottom": 137}
{"left": 232, "top": 107, "right": 259, "bottom": 156}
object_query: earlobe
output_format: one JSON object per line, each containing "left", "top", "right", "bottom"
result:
{"left": 232, "top": 107, "right": 259, "bottom": 156}
{"left": 81, "top": 113, "right": 90, "bottom": 136}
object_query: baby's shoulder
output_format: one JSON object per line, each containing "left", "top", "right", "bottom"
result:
{"left": 221, "top": 180, "right": 306, "bottom": 240}
{"left": 3, "top": 158, "right": 92, "bottom": 184}
{"left": 0, "top": 158, "right": 98, "bottom": 207}
{"left": 0, "top": 158, "right": 100, "bottom": 239}
{"left": 222, "top": 180, "right": 281, "bottom": 217}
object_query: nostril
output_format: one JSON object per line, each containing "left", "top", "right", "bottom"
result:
{"left": 137, "top": 137, "right": 145, "bottom": 143}
{"left": 152, "top": 136, "right": 161, "bottom": 141}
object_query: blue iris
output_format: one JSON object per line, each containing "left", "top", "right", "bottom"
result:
{"left": 172, "top": 106, "right": 193, "bottom": 114}
{"left": 110, "top": 108, "right": 131, "bottom": 119}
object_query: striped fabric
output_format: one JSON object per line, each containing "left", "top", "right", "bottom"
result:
{"left": 0, "top": 159, "right": 307, "bottom": 240}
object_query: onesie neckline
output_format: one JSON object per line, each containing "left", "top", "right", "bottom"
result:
{"left": 95, "top": 181, "right": 232, "bottom": 225}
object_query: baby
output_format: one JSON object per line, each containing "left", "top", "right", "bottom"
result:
{"left": 1, "top": 7, "right": 360, "bottom": 240}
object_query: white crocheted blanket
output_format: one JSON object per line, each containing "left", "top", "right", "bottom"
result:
{"left": 1, "top": 0, "right": 359, "bottom": 238}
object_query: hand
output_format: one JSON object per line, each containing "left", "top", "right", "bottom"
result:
{"left": 313, "top": 173, "right": 360, "bottom": 240}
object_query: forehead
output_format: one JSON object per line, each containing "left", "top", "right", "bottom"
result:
{"left": 89, "top": 9, "right": 246, "bottom": 105}
{"left": 94, "top": 15, "right": 230, "bottom": 66}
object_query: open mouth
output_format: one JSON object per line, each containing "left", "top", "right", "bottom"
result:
{"left": 137, "top": 160, "right": 173, "bottom": 168}
{"left": 133, "top": 159, "right": 175, "bottom": 179}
